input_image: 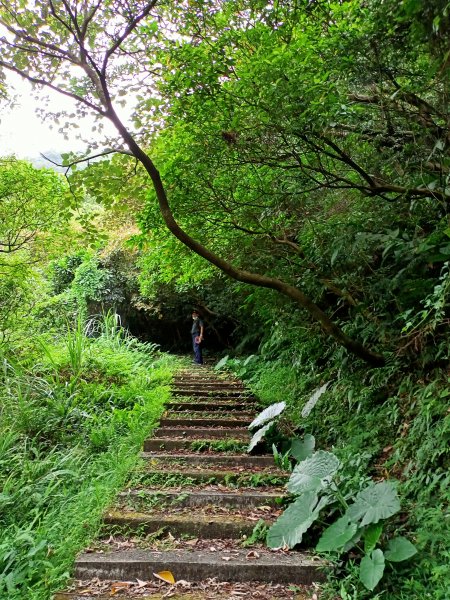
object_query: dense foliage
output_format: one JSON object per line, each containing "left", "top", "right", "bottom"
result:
{"left": 0, "top": 0, "right": 449, "bottom": 598}
{"left": 0, "top": 314, "right": 175, "bottom": 599}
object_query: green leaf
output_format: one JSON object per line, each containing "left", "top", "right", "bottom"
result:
{"left": 346, "top": 481, "right": 400, "bottom": 526}
{"left": 287, "top": 450, "right": 340, "bottom": 494}
{"left": 363, "top": 523, "right": 383, "bottom": 553}
{"left": 359, "top": 549, "right": 385, "bottom": 591}
{"left": 267, "top": 491, "right": 328, "bottom": 549}
{"left": 384, "top": 537, "right": 418, "bottom": 562}
{"left": 247, "top": 421, "right": 273, "bottom": 452}
{"left": 290, "top": 434, "right": 315, "bottom": 462}
{"left": 214, "top": 355, "right": 229, "bottom": 370}
{"left": 330, "top": 247, "right": 340, "bottom": 266}
{"left": 301, "top": 383, "right": 329, "bottom": 417}
{"left": 316, "top": 515, "right": 358, "bottom": 552}
{"left": 343, "top": 527, "right": 363, "bottom": 552}
{"left": 0, "top": 492, "right": 13, "bottom": 508}
{"left": 248, "top": 401, "right": 286, "bottom": 430}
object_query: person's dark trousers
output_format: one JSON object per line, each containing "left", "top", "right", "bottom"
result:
{"left": 192, "top": 334, "right": 203, "bottom": 364}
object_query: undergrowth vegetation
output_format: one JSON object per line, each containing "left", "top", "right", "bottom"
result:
{"left": 217, "top": 342, "right": 449, "bottom": 599}
{"left": 0, "top": 315, "right": 177, "bottom": 599}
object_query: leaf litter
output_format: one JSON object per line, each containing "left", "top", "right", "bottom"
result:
{"left": 63, "top": 576, "right": 316, "bottom": 599}
{"left": 86, "top": 534, "right": 293, "bottom": 554}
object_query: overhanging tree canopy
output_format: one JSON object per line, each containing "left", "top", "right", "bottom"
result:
{"left": 1, "top": 0, "right": 448, "bottom": 365}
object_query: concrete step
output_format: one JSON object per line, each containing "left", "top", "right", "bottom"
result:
{"left": 103, "top": 508, "right": 271, "bottom": 538}
{"left": 173, "top": 381, "right": 245, "bottom": 388}
{"left": 172, "top": 389, "right": 254, "bottom": 399}
{"left": 75, "top": 548, "right": 324, "bottom": 584}
{"left": 159, "top": 417, "right": 252, "bottom": 428}
{"left": 174, "top": 372, "right": 227, "bottom": 380}
{"left": 173, "top": 380, "right": 246, "bottom": 389}
{"left": 152, "top": 427, "right": 249, "bottom": 439}
{"left": 167, "top": 410, "right": 255, "bottom": 420}
{"left": 56, "top": 583, "right": 309, "bottom": 600}
{"left": 143, "top": 439, "right": 248, "bottom": 452}
{"left": 141, "top": 452, "right": 273, "bottom": 468}
{"left": 166, "top": 401, "right": 256, "bottom": 412}
{"left": 174, "top": 379, "right": 243, "bottom": 387}
{"left": 118, "top": 488, "right": 283, "bottom": 508}
{"left": 140, "top": 466, "right": 288, "bottom": 486}
{"left": 172, "top": 379, "right": 250, "bottom": 392}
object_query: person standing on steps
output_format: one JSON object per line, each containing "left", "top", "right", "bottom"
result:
{"left": 191, "top": 310, "right": 204, "bottom": 365}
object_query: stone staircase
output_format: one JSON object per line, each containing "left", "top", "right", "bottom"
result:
{"left": 56, "top": 365, "right": 323, "bottom": 599}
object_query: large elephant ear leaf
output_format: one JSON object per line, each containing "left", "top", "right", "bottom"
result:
{"left": 248, "top": 402, "right": 286, "bottom": 430}
{"left": 359, "top": 549, "right": 385, "bottom": 591}
{"left": 384, "top": 537, "right": 417, "bottom": 562}
{"left": 346, "top": 481, "right": 400, "bottom": 526}
{"left": 316, "top": 515, "right": 358, "bottom": 552}
{"left": 266, "top": 491, "right": 327, "bottom": 549}
{"left": 247, "top": 421, "right": 273, "bottom": 452}
{"left": 287, "top": 450, "right": 340, "bottom": 494}
{"left": 290, "top": 434, "right": 315, "bottom": 462}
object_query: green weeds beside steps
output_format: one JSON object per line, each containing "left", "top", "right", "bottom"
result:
{"left": 0, "top": 315, "right": 178, "bottom": 600}
{"left": 190, "top": 439, "right": 248, "bottom": 453}
{"left": 129, "top": 471, "right": 197, "bottom": 488}
{"left": 223, "top": 472, "right": 287, "bottom": 488}
{"left": 132, "top": 468, "right": 286, "bottom": 489}
{"left": 117, "top": 491, "right": 192, "bottom": 512}
{"left": 242, "top": 519, "right": 269, "bottom": 547}
{"left": 217, "top": 353, "right": 450, "bottom": 599}
{"left": 247, "top": 402, "right": 418, "bottom": 593}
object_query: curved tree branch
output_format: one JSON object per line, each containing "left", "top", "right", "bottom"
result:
{"left": 107, "top": 107, "right": 385, "bottom": 366}
{"left": 0, "top": 1, "right": 386, "bottom": 366}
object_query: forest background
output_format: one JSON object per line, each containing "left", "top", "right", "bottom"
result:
{"left": 0, "top": 0, "right": 449, "bottom": 599}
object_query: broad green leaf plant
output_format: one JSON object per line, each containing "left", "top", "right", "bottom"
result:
{"left": 248, "top": 396, "right": 417, "bottom": 592}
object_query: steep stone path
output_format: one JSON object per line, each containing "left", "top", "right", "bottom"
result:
{"left": 56, "top": 365, "right": 323, "bottom": 599}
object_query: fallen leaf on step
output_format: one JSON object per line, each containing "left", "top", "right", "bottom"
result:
{"left": 184, "top": 538, "right": 198, "bottom": 546}
{"left": 110, "top": 581, "right": 131, "bottom": 595}
{"left": 136, "top": 579, "right": 148, "bottom": 588}
{"left": 221, "top": 556, "right": 232, "bottom": 561}
{"left": 246, "top": 551, "right": 260, "bottom": 559}
{"left": 153, "top": 570, "right": 176, "bottom": 584}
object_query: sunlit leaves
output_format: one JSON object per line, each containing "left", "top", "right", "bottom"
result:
{"left": 301, "top": 383, "right": 329, "bottom": 418}
{"left": 287, "top": 450, "right": 340, "bottom": 494}
{"left": 290, "top": 434, "right": 315, "bottom": 462}
{"left": 266, "top": 491, "right": 329, "bottom": 549}
{"left": 345, "top": 481, "right": 400, "bottom": 526}
{"left": 0, "top": 158, "right": 72, "bottom": 260}
{"left": 247, "top": 421, "right": 273, "bottom": 452}
{"left": 248, "top": 401, "right": 286, "bottom": 430}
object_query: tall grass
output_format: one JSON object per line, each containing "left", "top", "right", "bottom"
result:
{"left": 0, "top": 318, "right": 178, "bottom": 599}
{"left": 66, "top": 315, "right": 84, "bottom": 379}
